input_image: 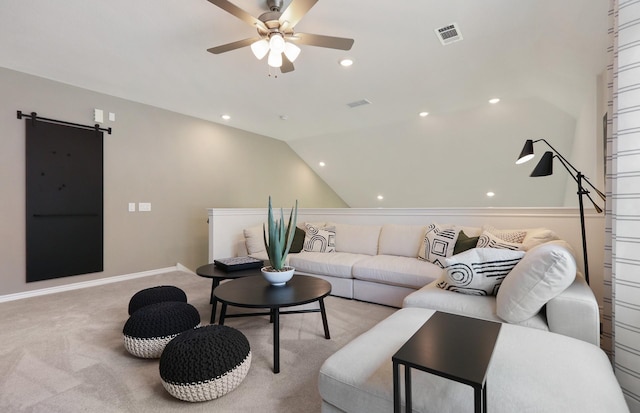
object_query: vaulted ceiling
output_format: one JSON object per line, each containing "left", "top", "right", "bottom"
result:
{"left": 0, "top": 0, "right": 609, "bottom": 207}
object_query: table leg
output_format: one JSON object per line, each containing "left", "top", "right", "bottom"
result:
{"left": 393, "top": 361, "right": 401, "bottom": 413}
{"left": 273, "top": 307, "right": 280, "bottom": 374}
{"left": 474, "top": 384, "right": 484, "bottom": 413}
{"left": 319, "top": 298, "right": 331, "bottom": 339}
{"left": 210, "top": 279, "right": 220, "bottom": 324}
{"left": 405, "top": 365, "right": 412, "bottom": 413}
{"left": 219, "top": 303, "right": 227, "bottom": 326}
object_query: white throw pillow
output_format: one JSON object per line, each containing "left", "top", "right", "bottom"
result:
{"left": 418, "top": 224, "right": 460, "bottom": 267}
{"left": 476, "top": 231, "right": 523, "bottom": 250}
{"left": 243, "top": 225, "right": 265, "bottom": 255}
{"left": 303, "top": 224, "right": 336, "bottom": 253}
{"left": 436, "top": 248, "right": 525, "bottom": 296}
{"left": 496, "top": 242, "right": 577, "bottom": 323}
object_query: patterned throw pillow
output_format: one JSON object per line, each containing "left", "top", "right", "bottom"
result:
{"left": 418, "top": 224, "right": 460, "bottom": 267}
{"left": 436, "top": 248, "right": 526, "bottom": 295}
{"left": 483, "top": 226, "right": 527, "bottom": 243}
{"left": 476, "top": 231, "right": 523, "bottom": 250}
{"left": 303, "top": 224, "right": 336, "bottom": 253}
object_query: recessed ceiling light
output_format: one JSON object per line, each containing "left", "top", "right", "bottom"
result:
{"left": 377, "top": 195, "right": 384, "bottom": 200}
{"left": 319, "top": 161, "right": 326, "bottom": 167}
{"left": 221, "top": 114, "right": 231, "bottom": 120}
{"left": 419, "top": 111, "right": 429, "bottom": 117}
{"left": 339, "top": 58, "right": 354, "bottom": 67}
{"left": 488, "top": 98, "right": 500, "bottom": 104}
{"left": 486, "top": 191, "right": 495, "bottom": 197}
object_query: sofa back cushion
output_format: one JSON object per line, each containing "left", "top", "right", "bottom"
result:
{"left": 335, "top": 224, "right": 381, "bottom": 255}
{"left": 378, "top": 224, "right": 427, "bottom": 257}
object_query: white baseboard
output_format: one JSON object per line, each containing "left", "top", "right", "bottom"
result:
{"left": 0, "top": 264, "right": 191, "bottom": 303}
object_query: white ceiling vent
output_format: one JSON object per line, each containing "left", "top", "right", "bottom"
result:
{"left": 347, "top": 99, "right": 372, "bottom": 108}
{"left": 435, "top": 23, "right": 463, "bottom": 45}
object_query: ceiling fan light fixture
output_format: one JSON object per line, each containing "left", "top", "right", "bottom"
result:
{"left": 268, "top": 49, "right": 283, "bottom": 67}
{"left": 283, "top": 42, "right": 301, "bottom": 62}
{"left": 251, "top": 39, "right": 270, "bottom": 60}
{"left": 269, "top": 33, "right": 286, "bottom": 54}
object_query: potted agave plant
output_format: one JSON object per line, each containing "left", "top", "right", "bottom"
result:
{"left": 262, "top": 196, "right": 298, "bottom": 286}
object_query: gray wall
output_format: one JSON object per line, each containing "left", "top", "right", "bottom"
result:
{"left": 0, "top": 68, "right": 346, "bottom": 296}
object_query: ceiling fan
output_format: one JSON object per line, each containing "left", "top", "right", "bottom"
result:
{"left": 206, "top": 0, "right": 354, "bottom": 73}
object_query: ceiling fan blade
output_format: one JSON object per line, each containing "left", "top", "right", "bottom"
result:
{"left": 290, "top": 33, "right": 354, "bottom": 50}
{"left": 280, "top": 56, "right": 295, "bottom": 73}
{"left": 207, "top": 0, "right": 267, "bottom": 31}
{"left": 207, "top": 37, "right": 261, "bottom": 54}
{"left": 279, "top": 0, "right": 318, "bottom": 28}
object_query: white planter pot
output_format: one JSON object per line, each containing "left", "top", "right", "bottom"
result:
{"left": 261, "top": 266, "right": 295, "bottom": 286}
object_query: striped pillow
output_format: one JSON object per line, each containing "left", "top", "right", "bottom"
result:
{"left": 436, "top": 248, "right": 525, "bottom": 295}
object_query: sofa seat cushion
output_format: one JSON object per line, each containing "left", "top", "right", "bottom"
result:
{"left": 352, "top": 255, "right": 443, "bottom": 289}
{"left": 403, "top": 281, "right": 548, "bottom": 331}
{"left": 319, "top": 307, "right": 628, "bottom": 413}
{"left": 289, "top": 251, "right": 369, "bottom": 279}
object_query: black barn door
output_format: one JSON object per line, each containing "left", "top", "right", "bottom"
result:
{"left": 25, "top": 120, "right": 103, "bottom": 282}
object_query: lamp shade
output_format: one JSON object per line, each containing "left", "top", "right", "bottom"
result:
{"left": 283, "top": 42, "right": 301, "bottom": 62}
{"left": 251, "top": 39, "right": 270, "bottom": 60}
{"left": 267, "top": 49, "right": 283, "bottom": 68}
{"left": 530, "top": 151, "right": 554, "bottom": 177}
{"left": 516, "top": 139, "right": 535, "bottom": 164}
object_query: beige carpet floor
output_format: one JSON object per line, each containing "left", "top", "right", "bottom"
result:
{"left": 0, "top": 270, "right": 396, "bottom": 412}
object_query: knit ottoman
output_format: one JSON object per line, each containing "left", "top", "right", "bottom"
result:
{"left": 123, "top": 301, "right": 200, "bottom": 358}
{"left": 128, "top": 285, "right": 187, "bottom": 315}
{"left": 159, "top": 324, "right": 251, "bottom": 402}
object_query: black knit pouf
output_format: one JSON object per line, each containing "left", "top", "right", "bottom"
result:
{"left": 123, "top": 301, "right": 200, "bottom": 358}
{"left": 159, "top": 325, "right": 251, "bottom": 402}
{"left": 128, "top": 285, "right": 187, "bottom": 315}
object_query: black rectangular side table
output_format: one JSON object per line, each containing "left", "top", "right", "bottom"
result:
{"left": 392, "top": 312, "right": 502, "bottom": 413}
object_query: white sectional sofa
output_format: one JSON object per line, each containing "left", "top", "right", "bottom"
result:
{"left": 240, "top": 220, "right": 599, "bottom": 346}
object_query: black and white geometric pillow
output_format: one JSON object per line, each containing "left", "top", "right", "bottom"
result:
{"left": 436, "top": 248, "right": 525, "bottom": 295}
{"left": 303, "top": 224, "right": 336, "bottom": 253}
{"left": 476, "top": 231, "right": 523, "bottom": 251}
{"left": 418, "top": 223, "right": 460, "bottom": 267}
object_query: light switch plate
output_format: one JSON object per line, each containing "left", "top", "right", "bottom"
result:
{"left": 94, "top": 109, "right": 104, "bottom": 123}
{"left": 128, "top": 203, "right": 136, "bottom": 212}
{"left": 138, "top": 202, "right": 151, "bottom": 212}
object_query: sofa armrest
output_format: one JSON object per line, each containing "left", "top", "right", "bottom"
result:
{"left": 546, "top": 275, "right": 600, "bottom": 346}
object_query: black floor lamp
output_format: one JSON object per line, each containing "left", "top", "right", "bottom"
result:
{"left": 516, "top": 139, "right": 606, "bottom": 285}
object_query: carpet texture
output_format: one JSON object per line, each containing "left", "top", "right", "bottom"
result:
{"left": 0, "top": 270, "right": 396, "bottom": 412}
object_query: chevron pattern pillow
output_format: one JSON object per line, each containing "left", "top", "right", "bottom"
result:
{"left": 436, "top": 248, "right": 525, "bottom": 295}
{"left": 476, "top": 231, "right": 524, "bottom": 250}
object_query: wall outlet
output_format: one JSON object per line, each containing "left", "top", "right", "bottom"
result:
{"left": 138, "top": 202, "right": 151, "bottom": 212}
{"left": 128, "top": 203, "right": 136, "bottom": 212}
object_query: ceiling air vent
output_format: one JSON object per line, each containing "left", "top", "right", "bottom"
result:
{"left": 435, "top": 23, "right": 463, "bottom": 45}
{"left": 347, "top": 99, "right": 371, "bottom": 108}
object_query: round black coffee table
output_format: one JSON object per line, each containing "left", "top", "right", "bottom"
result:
{"left": 214, "top": 274, "right": 332, "bottom": 373}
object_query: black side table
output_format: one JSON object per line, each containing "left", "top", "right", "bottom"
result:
{"left": 195, "top": 263, "right": 263, "bottom": 324}
{"left": 214, "top": 274, "right": 331, "bottom": 373}
{"left": 392, "top": 312, "right": 502, "bottom": 413}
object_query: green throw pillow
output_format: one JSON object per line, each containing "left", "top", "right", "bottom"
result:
{"left": 453, "top": 230, "right": 479, "bottom": 255}
{"left": 289, "top": 227, "right": 306, "bottom": 253}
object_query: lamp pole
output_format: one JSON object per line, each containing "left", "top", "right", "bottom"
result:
{"left": 576, "top": 172, "right": 590, "bottom": 285}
